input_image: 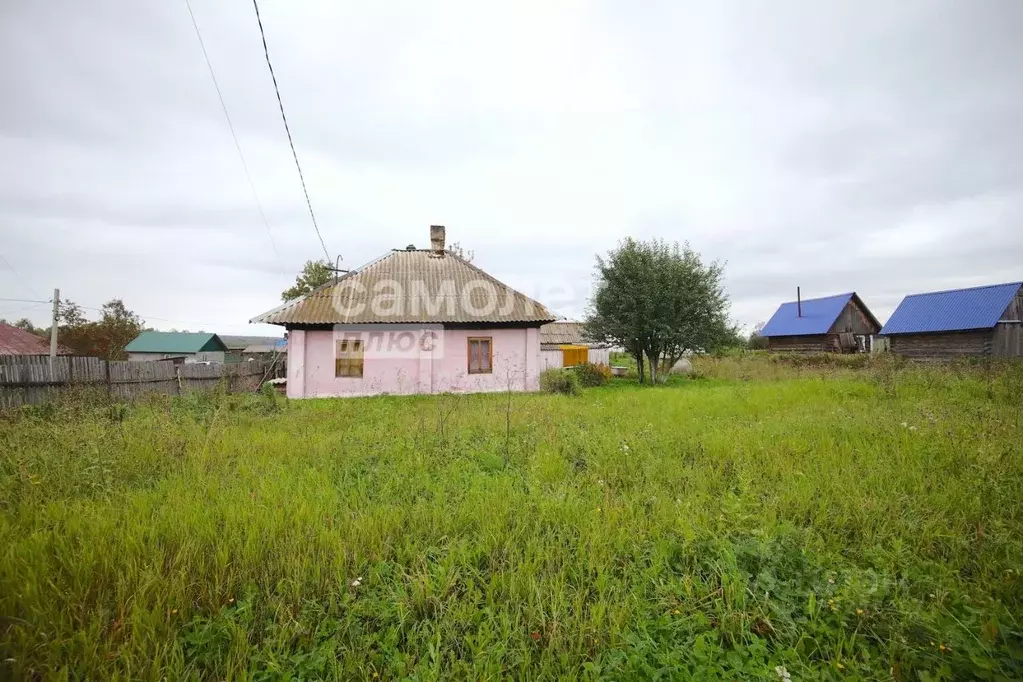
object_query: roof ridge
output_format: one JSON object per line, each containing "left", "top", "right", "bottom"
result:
{"left": 250, "top": 248, "right": 557, "bottom": 325}
{"left": 879, "top": 281, "right": 1021, "bottom": 335}
{"left": 778, "top": 292, "right": 854, "bottom": 306}
{"left": 442, "top": 250, "right": 556, "bottom": 318}
{"left": 902, "top": 281, "right": 1023, "bottom": 298}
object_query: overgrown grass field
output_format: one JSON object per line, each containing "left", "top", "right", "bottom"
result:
{"left": 2, "top": 358, "right": 1022, "bottom": 680}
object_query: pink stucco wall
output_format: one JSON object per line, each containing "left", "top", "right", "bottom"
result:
{"left": 287, "top": 326, "right": 541, "bottom": 398}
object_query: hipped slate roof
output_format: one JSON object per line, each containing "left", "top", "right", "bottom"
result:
{"left": 124, "top": 331, "right": 228, "bottom": 354}
{"left": 761, "top": 292, "right": 874, "bottom": 337}
{"left": 880, "top": 282, "right": 1022, "bottom": 335}
{"left": 252, "top": 249, "right": 557, "bottom": 326}
{"left": 539, "top": 321, "right": 605, "bottom": 347}
{"left": 0, "top": 323, "right": 71, "bottom": 355}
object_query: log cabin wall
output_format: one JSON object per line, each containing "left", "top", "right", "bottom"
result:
{"left": 767, "top": 334, "right": 839, "bottom": 353}
{"left": 992, "top": 289, "right": 1023, "bottom": 357}
{"left": 888, "top": 330, "right": 992, "bottom": 359}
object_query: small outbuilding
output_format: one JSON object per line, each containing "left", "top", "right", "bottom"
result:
{"left": 221, "top": 335, "right": 283, "bottom": 354}
{"left": 124, "top": 331, "right": 230, "bottom": 363}
{"left": 879, "top": 281, "right": 1023, "bottom": 359}
{"left": 760, "top": 292, "right": 881, "bottom": 353}
{"left": 539, "top": 321, "right": 610, "bottom": 369}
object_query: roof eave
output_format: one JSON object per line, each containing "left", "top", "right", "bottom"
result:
{"left": 879, "top": 325, "right": 993, "bottom": 336}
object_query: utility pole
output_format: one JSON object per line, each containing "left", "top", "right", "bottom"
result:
{"left": 49, "top": 288, "right": 59, "bottom": 379}
{"left": 330, "top": 254, "right": 349, "bottom": 285}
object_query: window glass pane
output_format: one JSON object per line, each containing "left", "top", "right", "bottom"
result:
{"left": 467, "top": 338, "right": 492, "bottom": 373}
{"left": 337, "top": 337, "right": 364, "bottom": 377}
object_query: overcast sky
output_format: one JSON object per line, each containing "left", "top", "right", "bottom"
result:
{"left": 2, "top": 1, "right": 1021, "bottom": 336}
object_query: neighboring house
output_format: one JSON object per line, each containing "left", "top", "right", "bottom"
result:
{"left": 221, "top": 335, "right": 283, "bottom": 354}
{"left": 761, "top": 292, "right": 881, "bottom": 353}
{"left": 123, "top": 331, "right": 229, "bottom": 363}
{"left": 0, "top": 323, "right": 71, "bottom": 355}
{"left": 241, "top": 340, "right": 287, "bottom": 356}
{"left": 880, "top": 281, "right": 1023, "bottom": 359}
{"left": 539, "top": 321, "right": 610, "bottom": 369}
{"left": 250, "top": 225, "right": 557, "bottom": 398}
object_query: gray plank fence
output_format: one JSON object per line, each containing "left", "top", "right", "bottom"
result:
{"left": 0, "top": 355, "right": 273, "bottom": 408}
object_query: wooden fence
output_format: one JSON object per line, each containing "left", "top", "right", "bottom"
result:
{"left": 0, "top": 355, "right": 273, "bottom": 408}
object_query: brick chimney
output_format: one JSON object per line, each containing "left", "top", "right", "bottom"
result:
{"left": 430, "top": 225, "right": 445, "bottom": 254}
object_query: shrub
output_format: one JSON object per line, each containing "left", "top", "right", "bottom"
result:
{"left": 573, "top": 362, "right": 611, "bottom": 387}
{"left": 539, "top": 368, "right": 580, "bottom": 395}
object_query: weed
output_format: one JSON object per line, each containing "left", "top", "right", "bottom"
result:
{"left": 573, "top": 362, "right": 612, "bottom": 387}
{"left": 1, "top": 359, "right": 1022, "bottom": 679}
{"left": 539, "top": 368, "right": 580, "bottom": 395}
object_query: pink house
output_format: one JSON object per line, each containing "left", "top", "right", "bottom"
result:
{"left": 251, "top": 226, "right": 556, "bottom": 398}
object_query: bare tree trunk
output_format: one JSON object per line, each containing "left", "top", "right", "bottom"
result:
{"left": 635, "top": 351, "right": 645, "bottom": 384}
{"left": 648, "top": 351, "right": 658, "bottom": 384}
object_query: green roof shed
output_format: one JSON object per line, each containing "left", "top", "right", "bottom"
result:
{"left": 124, "top": 331, "right": 228, "bottom": 354}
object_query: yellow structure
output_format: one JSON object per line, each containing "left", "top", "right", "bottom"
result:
{"left": 559, "top": 345, "right": 589, "bottom": 367}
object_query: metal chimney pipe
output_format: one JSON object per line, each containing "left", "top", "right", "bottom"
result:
{"left": 797, "top": 287, "right": 802, "bottom": 317}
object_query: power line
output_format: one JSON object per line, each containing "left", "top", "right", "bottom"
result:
{"left": 0, "top": 252, "right": 43, "bottom": 300}
{"left": 183, "top": 0, "right": 286, "bottom": 279}
{"left": 0, "top": 297, "right": 49, "bottom": 304}
{"left": 0, "top": 302, "right": 45, "bottom": 318}
{"left": 73, "top": 303, "right": 234, "bottom": 329}
{"left": 250, "top": 0, "right": 333, "bottom": 265}
{"left": 0, "top": 297, "right": 232, "bottom": 329}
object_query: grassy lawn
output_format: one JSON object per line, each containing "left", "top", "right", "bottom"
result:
{"left": 2, "top": 359, "right": 1022, "bottom": 680}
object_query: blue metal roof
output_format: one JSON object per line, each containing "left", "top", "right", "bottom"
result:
{"left": 879, "top": 282, "right": 1022, "bottom": 335}
{"left": 761, "top": 293, "right": 855, "bottom": 337}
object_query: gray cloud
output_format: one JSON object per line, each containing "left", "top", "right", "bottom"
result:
{"left": 1, "top": 0, "right": 1021, "bottom": 336}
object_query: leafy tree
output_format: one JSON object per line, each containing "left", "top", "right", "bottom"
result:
{"left": 449, "top": 241, "right": 474, "bottom": 262}
{"left": 58, "top": 298, "right": 144, "bottom": 360}
{"left": 57, "top": 299, "right": 87, "bottom": 328}
{"left": 0, "top": 318, "right": 44, "bottom": 336}
{"left": 748, "top": 321, "right": 769, "bottom": 350}
{"left": 95, "top": 299, "right": 144, "bottom": 360}
{"left": 281, "top": 260, "right": 333, "bottom": 301}
{"left": 585, "top": 238, "right": 732, "bottom": 383}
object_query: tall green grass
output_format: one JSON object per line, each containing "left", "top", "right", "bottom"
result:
{"left": 1, "top": 360, "right": 1021, "bottom": 680}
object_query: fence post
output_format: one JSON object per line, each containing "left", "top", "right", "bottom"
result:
{"left": 105, "top": 360, "right": 111, "bottom": 396}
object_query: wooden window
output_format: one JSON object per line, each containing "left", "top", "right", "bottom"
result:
{"left": 467, "top": 337, "right": 492, "bottom": 374}
{"left": 335, "top": 339, "right": 364, "bottom": 377}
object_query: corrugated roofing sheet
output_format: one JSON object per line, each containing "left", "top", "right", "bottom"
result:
{"left": 879, "top": 282, "right": 1022, "bottom": 335}
{"left": 241, "top": 342, "right": 287, "bottom": 354}
{"left": 124, "top": 331, "right": 227, "bottom": 354}
{"left": 252, "top": 250, "right": 557, "bottom": 326}
{"left": 220, "top": 335, "right": 282, "bottom": 350}
{"left": 0, "top": 323, "right": 71, "bottom": 355}
{"left": 760, "top": 293, "right": 855, "bottom": 337}
{"left": 539, "top": 321, "right": 601, "bottom": 346}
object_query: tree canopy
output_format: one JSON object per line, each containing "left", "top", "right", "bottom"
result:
{"left": 282, "top": 260, "right": 333, "bottom": 301}
{"left": 0, "top": 318, "right": 44, "bottom": 336}
{"left": 747, "top": 321, "right": 769, "bottom": 350}
{"left": 58, "top": 298, "right": 144, "bottom": 360}
{"left": 585, "top": 238, "right": 735, "bottom": 382}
